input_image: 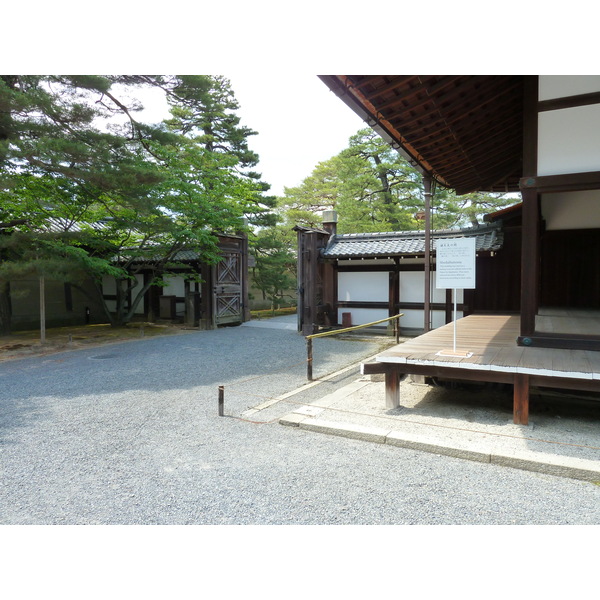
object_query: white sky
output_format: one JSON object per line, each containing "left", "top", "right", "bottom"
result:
{"left": 228, "top": 73, "right": 366, "bottom": 197}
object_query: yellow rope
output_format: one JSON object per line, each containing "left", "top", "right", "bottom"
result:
{"left": 306, "top": 313, "right": 404, "bottom": 339}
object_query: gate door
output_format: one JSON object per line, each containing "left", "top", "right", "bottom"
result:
{"left": 213, "top": 251, "right": 243, "bottom": 325}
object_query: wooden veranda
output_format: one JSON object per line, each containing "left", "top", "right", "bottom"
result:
{"left": 362, "top": 314, "right": 600, "bottom": 425}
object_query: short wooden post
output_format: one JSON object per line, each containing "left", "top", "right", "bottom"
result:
{"left": 385, "top": 369, "right": 400, "bottom": 409}
{"left": 513, "top": 373, "right": 530, "bottom": 425}
{"left": 307, "top": 337, "right": 313, "bottom": 381}
{"left": 218, "top": 385, "right": 225, "bottom": 416}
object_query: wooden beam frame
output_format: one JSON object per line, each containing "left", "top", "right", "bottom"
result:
{"left": 362, "top": 361, "right": 587, "bottom": 426}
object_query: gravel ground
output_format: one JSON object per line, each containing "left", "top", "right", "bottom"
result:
{"left": 2, "top": 316, "right": 600, "bottom": 526}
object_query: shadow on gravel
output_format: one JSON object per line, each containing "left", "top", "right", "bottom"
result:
{"left": 0, "top": 325, "right": 388, "bottom": 438}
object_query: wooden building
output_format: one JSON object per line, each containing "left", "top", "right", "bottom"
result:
{"left": 319, "top": 75, "right": 600, "bottom": 424}
{"left": 296, "top": 212, "right": 512, "bottom": 336}
{"left": 1, "top": 231, "right": 249, "bottom": 333}
{"left": 102, "top": 233, "right": 250, "bottom": 329}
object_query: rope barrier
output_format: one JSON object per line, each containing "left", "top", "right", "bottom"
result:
{"left": 305, "top": 313, "right": 403, "bottom": 340}
{"left": 306, "top": 313, "right": 403, "bottom": 381}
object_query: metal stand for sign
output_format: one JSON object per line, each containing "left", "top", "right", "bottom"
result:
{"left": 453, "top": 288, "right": 457, "bottom": 352}
{"left": 437, "top": 288, "right": 473, "bottom": 358}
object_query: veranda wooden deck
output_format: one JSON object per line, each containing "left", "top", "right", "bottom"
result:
{"left": 362, "top": 314, "right": 600, "bottom": 425}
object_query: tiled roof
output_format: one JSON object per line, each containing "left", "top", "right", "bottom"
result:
{"left": 322, "top": 224, "right": 503, "bottom": 259}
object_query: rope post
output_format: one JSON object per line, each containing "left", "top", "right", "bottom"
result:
{"left": 218, "top": 385, "right": 224, "bottom": 416}
{"left": 307, "top": 337, "right": 313, "bottom": 381}
{"left": 394, "top": 317, "right": 400, "bottom": 344}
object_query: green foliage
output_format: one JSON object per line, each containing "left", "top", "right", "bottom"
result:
{"left": 0, "top": 75, "right": 275, "bottom": 328}
{"left": 277, "top": 128, "right": 517, "bottom": 234}
{"left": 250, "top": 224, "right": 296, "bottom": 306}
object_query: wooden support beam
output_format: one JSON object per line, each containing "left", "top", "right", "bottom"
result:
{"left": 385, "top": 369, "right": 400, "bottom": 409}
{"left": 520, "top": 187, "right": 540, "bottom": 337}
{"left": 361, "top": 361, "right": 389, "bottom": 375}
{"left": 513, "top": 373, "right": 530, "bottom": 425}
{"left": 423, "top": 175, "right": 432, "bottom": 333}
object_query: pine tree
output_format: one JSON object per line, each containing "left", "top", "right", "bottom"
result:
{"left": 0, "top": 75, "right": 275, "bottom": 331}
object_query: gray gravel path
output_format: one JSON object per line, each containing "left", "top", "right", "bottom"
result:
{"left": 2, "top": 317, "right": 600, "bottom": 525}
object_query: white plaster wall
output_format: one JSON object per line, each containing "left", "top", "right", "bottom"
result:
{"left": 399, "top": 309, "right": 461, "bottom": 330}
{"left": 539, "top": 76, "right": 600, "bottom": 101}
{"left": 102, "top": 275, "right": 116, "bottom": 295}
{"left": 400, "top": 271, "right": 463, "bottom": 303}
{"left": 338, "top": 307, "right": 388, "bottom": 326}
{"left": 338, "top": 271, "right": 388, "bottom": 302}
{"left": 162, "top": 275, "right": 186, "bottom": 297}
{"left": 538, "top": 104, "right": 600, "bottom": 176}
{"left": 336, "top": 269, "right": 464, "bottom": 330}
{"left": 542, "top": 190, "right": 600, "bottom": 230}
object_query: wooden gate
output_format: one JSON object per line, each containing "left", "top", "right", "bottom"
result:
{"left": 213, "top": 250, "right": 243, "bottom": 325}
{"left": 199, "top": 233, "right": 248, "bottom": 329}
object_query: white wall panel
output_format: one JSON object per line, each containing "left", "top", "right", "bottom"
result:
{"left": 399, "top": 309, "right": 461, "bottom": 330}
{"left": 400, "top": 271, "right": 463, "bottom": 302}
{"left": 400, "top": 271, "right": 425, "bottom": 302}
{"left": 102, "top": 275, "right": 116, "bottom": 295}
{"left": 338, "top": 307, "right": 388, "bottom": 326}
{"left": 539, "top": 76, "right": 600, "bottom": 101}
{"left": 162, "top": 275, "right": 186, "bottom": 297}
{"left": 338, "top": 271, "right": 388, "bottom": 302}
{"left": 538, "top": 104, "right": 600, "bottom": 176}
{"left": 542, "top": 190, "right": 600, "bottom": 230}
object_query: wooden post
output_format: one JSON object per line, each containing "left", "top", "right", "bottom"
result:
{"left": 307, "top": 337, "right": 313, "bottom": 381}
{"left": 513, "top": 373, "right": 530, "bottom": 425}
{"left": 423, "top": 175, "right": 432, "bottom": 333}
{"left": 520, "top": 187, "right": 540, "bottom": 338}
{"left": 385, "top": 369, "right": 400, "bottom": 409}
{"left": 39, "top": 275, "right": 46, "bottom": 345}
{"left": 218, "top": 385, "right": 225, "bottom": 417}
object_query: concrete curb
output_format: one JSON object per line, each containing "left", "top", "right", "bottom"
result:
{"left": 279, "top": 413, "right": 600, "bottom": 483}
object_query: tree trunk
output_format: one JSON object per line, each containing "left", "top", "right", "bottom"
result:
{"left": 373, "top": 154, "right": 400, "bottom": 230}
{"left": 0, "top": 280, "right": 11, "bottom": 336}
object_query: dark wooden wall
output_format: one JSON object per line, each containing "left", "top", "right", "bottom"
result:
{"left": 540, "top": 229, "right": 600, "bottom": 308}
{"left": 470, "top": 226, "right": 522, "bottom": 313}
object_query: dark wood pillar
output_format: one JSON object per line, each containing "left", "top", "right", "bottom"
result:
{"left": 385, "top": 369, "right": 400, "bottom": 409}
{"left": 199, "top": 263, "right": 215, "bottom": 330}
{"left": 240, "top": 232, "right": 250, "bottom": 322}
{"left": 520, "top": 75, "right": 540, "bottom": 340}
{"left": 389, "top": 259, "right": 399, "bottom": 319}
{"left": 520, "top": 187, "right": 540, "bottom": 337}
{"left": 423, "top": 175, "right": 432, "bottom": 333}
{"left": 301, "top": 234, "right": 317, "bottom": 336}
{"left": 445, "top": 289, "right": 452, "bottom": 324}
{"left": 322, "top": 260, "right": 336, "bottom": 327}
{"left": 513, "top": 373, "right": 530, "bottom": 425}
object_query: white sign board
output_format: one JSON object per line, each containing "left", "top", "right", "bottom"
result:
{"left": 435, "top": 237, "right": 476, "bottom": 289}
